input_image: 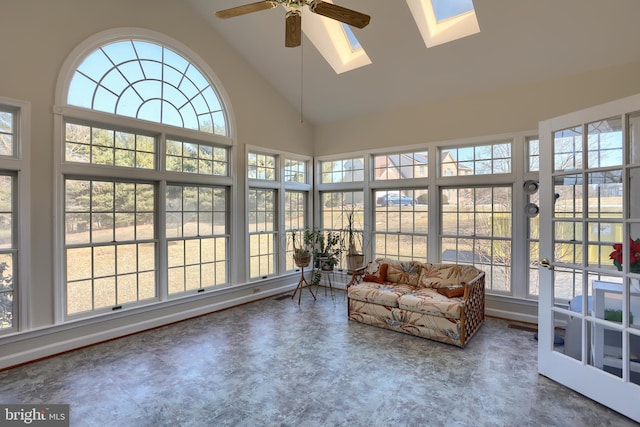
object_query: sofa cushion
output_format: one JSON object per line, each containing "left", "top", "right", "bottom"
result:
{"left": 347, "top": 282, "right": 415, "bottom": 307}
{"left": 397, "top": 288, "right": 463, "bottom": 319}
{"left": 363, "top": 263, "right": 388, "bottom": 284}
{"left": 418, "top": 263, "right": 461, "bottom": 288}
{"left": 364, "top": 258, "right": 384, "bottom": 275}
{"left": 384, "top": 260, "right": 422, "bottom": 286}
{"left": 458, "top": 265, "right": 483, "bottom": 283}
{"left": 418, "top": 264, "right": 480, "bottom": 289}
{"left": 436, "top": 286, "right": 465, "bottom": 298}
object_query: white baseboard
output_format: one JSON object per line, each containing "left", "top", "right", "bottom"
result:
{"left": 485, "top": 307, "right": 538, "bottom": 325}
{"left": 0, "top": 283, "right": 296, "bottom": 370}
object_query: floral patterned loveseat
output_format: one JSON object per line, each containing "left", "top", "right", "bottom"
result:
{"left": 347, "top": 259, "right": 485, "bottom": 347}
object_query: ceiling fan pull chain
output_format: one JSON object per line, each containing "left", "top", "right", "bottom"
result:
{"left": 300, "top": 37, "right": 304, "bottom": 123}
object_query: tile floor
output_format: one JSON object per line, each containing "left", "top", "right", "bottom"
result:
{"left": 0, "top": 289, "right": 636, "bottom": 426}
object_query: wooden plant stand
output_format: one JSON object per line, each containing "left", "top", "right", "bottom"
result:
{"left": 291, "top": 264, "right": 316, "bottom": 304}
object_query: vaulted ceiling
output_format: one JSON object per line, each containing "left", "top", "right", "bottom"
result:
{"left": 187, "top": 0, "right": 640, "bottom": 125}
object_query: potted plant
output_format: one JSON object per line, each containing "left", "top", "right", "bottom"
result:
{"left": 318, "top": 230, "right": 343, "bottom": 271}
{"left": 291, "top": 230, "right": 311, "bottom": 268}
{"left": 344, "top": 212, "right": 364, "bottom": 271}
{"left": 303, "top": 228, "right": 343, "bottom": 283}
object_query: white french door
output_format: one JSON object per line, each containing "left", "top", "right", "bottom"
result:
{"left": 538, "top": 93, "right": 640, "bottom": 422}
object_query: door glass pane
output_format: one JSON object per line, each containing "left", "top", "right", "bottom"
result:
{"left": 554, "top": 221, "right": 583, "bottom": 266}
{"left": 628, "top": 112, "right": 640, "bottom": 164}
{"left": 528, "top": 191, "right": 540, "bottom": 297}
{"left": 587, "top": 222, "right": 622, "bottom": 270}
{"left": 558, "top": 306, "right": 583, "bottom": 362}
{"left": 587, "top": 170, "right": 623, "bottom": 219}
{"left": 553, "top": 267, "right": 583, "bottom": 302}
{"left": 554, "top": 174, "right": 583, "bottom": 218}
{"left": 631, "top": 167, "right": 640, "bottom": 218}
{"left": 554, "top": 126, "right": 582, "bottom": 172}
{"left": 587, "top": 118, "right": 623, "bottom": 168}
{"left": 591, "top": 280, "right": 624, "bottom": 379}
{"left": 631, "top": 287, "right": 640, "bottom": 333}
{"left": 630, "top": 222, "right": 640, "bottom": 333}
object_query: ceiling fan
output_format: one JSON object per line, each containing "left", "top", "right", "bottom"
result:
{"left": 215, "top": 1, "right": 371, "bottom": 47}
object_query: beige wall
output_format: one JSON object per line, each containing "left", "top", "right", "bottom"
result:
{"left": 313, "top": 60, "right": 640, "bottom": 155}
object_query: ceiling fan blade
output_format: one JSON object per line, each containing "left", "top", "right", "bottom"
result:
{"left": 309, "top": 1, "right": 370, "bottom": 29}
{"left": 285, "top": 11, "right": 302, "bottom": 47}
{"left": 215, "top": 1, "right": 278, "bottom": 19}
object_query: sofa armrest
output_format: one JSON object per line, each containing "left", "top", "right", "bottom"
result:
{"left": 460, "top": 271, "right": 484, "bottom": 302}
{"left": 347, "top": 266, "right": 366, "bottom": 288}
{"left": 459, "top": 271, "right": 485, "bottom": 346}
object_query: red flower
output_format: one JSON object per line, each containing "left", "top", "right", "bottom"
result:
{"left": 631, "top": 238, "right": 640, "bottom": 264}
{"left": 610, "top": 242, "right": 624, "bottom": 266}
{"left": 610, "top": 238, "right": 640, "bottom": 273}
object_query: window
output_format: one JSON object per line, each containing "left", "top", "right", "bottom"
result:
{"left": 166, "top": 185, "right": 228, "bottom": 294}
{"left": 65, "top": 179, "right": 156, "bottom": 314}
{"left": 0, "top": 108, "right": 16, "bottom": 329}
{"left": 0, "top": 109, "right": 15, "bottom": 157}
{"left": 528, "top": 190, "right": 540, "bottom": 296}
{"left": 0, "top": 174, "right": 14, "bottom": 329}
{"left": 65, "top": 123, "right": 155, "bottom": 168}
{"left": 248, "top": 151, "right": 311, "bottom": 278}
{"left": 315, "top": 134, "right": 541, "bottom": 300}
{"left": 341, "top": 24, "right": 362, "bottom": 51}
{"left": 285, "top": 191, "right": 307, "bottom": 271}
{"left": 166, "top": 139, "right": 228, "bottom": 175}
{"left": 248, "top": 189, "right": 276, "bottom": 279}
{"left": 248, "top": 152, "right": 276, "bottom": 181}
{"left": 59, "top": 32, "right": 232, "bottom": 318}
{"left": 284, "top": 158, "right": 306, "bottom": 183}
{"left": 320, "top": 158, "right": 363, "bottom": 184}
{"left": 406, "top": 0, "right": 480, "bottom": 49}
{"left": 373, "top": 151, "right": 428, "bottom": 180}
{"left": 320, "top": 191, "right": 364, "bottom": 267}
{"left": 301, "top": 9, "right": 371, "bottom": 74}
{"left": 441, "top": 142, "right": 511, "bottom": 176}
{"left": 526, "top": 136, "right": 541, "bottom": 297}
{"left": 68, "top": 40, "right": 227, "bottom": 135}
{"left": 247, "top": 151, "right": 277, "bottom": 279}
{"left": 527, "top": 137, "right": 540, "bottom": 172}
{"left": 441, "top": 186, "right": 512, "bottom": 293}
{"left": 374, "top": 189, "right": 428, "bottom": 261}
{"left": 431, "top": 0, "right": 474, "bottom": 22}
{"left": 0, "top": 99, "right": 28, "bottom": 333}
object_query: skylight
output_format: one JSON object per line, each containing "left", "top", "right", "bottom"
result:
{"left": 341, "top": 23, "right": 362, "bottom": 52}
{"left": 300, "top": 1, "right": 370, "bottom": 74}
{"left": 407, "top": 0, "right": 479, "bottom": 48}
{"left": 431, "top": 0, "right": 474, "bottom": 22}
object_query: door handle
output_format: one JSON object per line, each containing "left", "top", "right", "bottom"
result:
{"left": 540, "top": 258, "right": 554, "bottom": 270}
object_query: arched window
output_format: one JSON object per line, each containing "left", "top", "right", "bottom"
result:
{"left": 67, "top": 39, "right": 227, "bottom": 136}
{"left": 57, "top": 30, "right": 233, "bottom": 320}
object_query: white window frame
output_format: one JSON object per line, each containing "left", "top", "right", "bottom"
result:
{"left": 246, "top": 145, "right": 312, "bottom": 280}
{"left": 316, "top": 131, "right": 539, "bottom": 300}
{"left": 53, "top": 28, "right": 235, "bottom": 322}
{"left": 0, "top": 96, "right": 31, "bottom": 333}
